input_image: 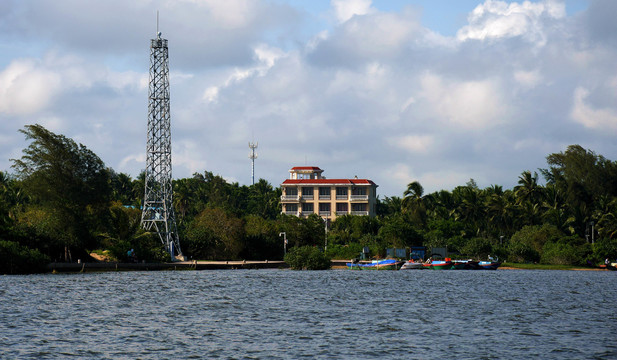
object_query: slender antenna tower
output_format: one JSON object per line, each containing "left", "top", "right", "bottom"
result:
{"left": 141, "top": 19, "right": 182, "bottom": 260}
{"left": 249, "top": 141, "right": 258, "bottom": 185}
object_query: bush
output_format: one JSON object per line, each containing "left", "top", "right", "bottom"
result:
{"left": 507, "top": 241, "right": 540, "bottom": 263}
{"left": 0, "top": 240, "right": 50, "bottom": 274}
{"left": 590, "top": 238, "right": 617, "bottom": 264}
{"left": 325, "top": 243, "right": 364, "bottom": 260}
{"left": 284, "top": 246, "right": 331, "bottom": 270}
{"left": 510, "top": 224, "right": 563, "bottom": 254}
{"left": 541, "top": 239, "right": 589, "bottom": 265}
{"left": 461, "top": 237, "right": 493, "bottom": 258}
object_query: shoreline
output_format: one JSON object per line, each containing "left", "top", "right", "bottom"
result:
{"left": 42, "top": 260, "right": 614, "bottom": 273}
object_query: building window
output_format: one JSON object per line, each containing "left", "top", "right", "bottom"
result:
{"left": 285, "top": 204, "right": 298, "bottom": 214}
{"left": 336, "top": 203, "right": 348, "bottom": 215}
{"left": 351, "top": 187, "right": 366, "bottom": 195}
{"left": 351, "top": 203, "right": 367, "bottom": 215}
{"left": 319, "top": 187, "right": 331, "bottom": 200}
{"left": 352, "top": 203, "right": 366, "bottom": 211}
{"left": 302, "top": 187, "right": 314, "bottom": 199}
{"left": 319, "top": 203, "right": 331, "bottom": 215}
{"left": 336, "top": 187, "right": 348, "bottom": 200}
{"left": 302, "top": 203, "right": 314, "bottom": 213}
{"left": 286, "top": 187, "right": 298, "bottom": 196}
{"left": 351, "top": 187, "right": 368, "bottom": 200}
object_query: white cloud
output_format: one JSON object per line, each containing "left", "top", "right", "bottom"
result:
{"left": 388, "top": 135, "right": 434, "bottom": 154}
{"left": 419, "top": 73, "right": 506, "bottom": 129}
{"left": 418, "top": 170, "right": 472, "bottom": 193}
{"left": 513, "top": 69, "right": 542, "bottom": 89}
{"left": 174, "top": 139, "right": 208, "bottom": 175}
{"left": 457, "top": 0, "right": 565, "bottom": 46}
{"left": 2, "top": 0, "right": 617, "bottom": 198}
{"left": 197, "top": 0, "right": 257, "bottom": 29}
{"left": 571, "top": 87, "right": 617, "bottom": 133}
{"left": 202, "top": 86, "right": 219, "bottom": 103}
{"left": 331, "top": 0, "right": 374, "bottom": 23}
{"left": 0, "top": 59, "right": 61, "bottom": 115}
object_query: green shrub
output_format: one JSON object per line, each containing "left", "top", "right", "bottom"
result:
{"left": 590, "top": 238, "right": 617, "bottom": 264}
{"left": 325, "top": 243, "right": 363, "bottom": 259}
{"left": 541, "top": 240, "right": 588, "bottom": 265}
{"left": 284, "top": 246, "right": 331, "bottom": 270}
{"left": 0, "top": 240, "right": 50, "bottom": 274}
{"left": 507, "top": 241, "right": 540, "bottom": 263}
{"left": 461, "top": 237, "right": 493, "bottom": 258}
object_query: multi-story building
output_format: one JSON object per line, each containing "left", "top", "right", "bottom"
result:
{"left": 280, "top": 166, "right": 378, "bottom": 221}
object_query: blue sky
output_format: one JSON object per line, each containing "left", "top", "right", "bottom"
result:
{"left": 1, "top": 0, "right": 615, "bottom": 198}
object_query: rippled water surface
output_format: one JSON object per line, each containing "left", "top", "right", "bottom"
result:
{"left": 1, "top": 269, "right": 616, "bottom": 359}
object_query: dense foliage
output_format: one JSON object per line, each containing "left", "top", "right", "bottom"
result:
{"left": 284, "top": 246, "right": 331, "bottom": 270}
{"left": 2, "top": 125, "right": 617, "bottom": 273}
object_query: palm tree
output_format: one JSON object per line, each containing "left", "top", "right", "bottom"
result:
{"left": 541, "top": 183, "right": 573, "bottom": 233}
{"left": 402, "top": 181, "right": 427, "bottom": 227}
{"left": 514, "top": 170, "right": 543, "bottom": 205}
{"left": 455, "top": 186, "right": 486, "bottom": 236}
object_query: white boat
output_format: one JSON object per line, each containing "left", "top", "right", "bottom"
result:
{"left": 400, "top": 260, "right": 424, "bottom": 270}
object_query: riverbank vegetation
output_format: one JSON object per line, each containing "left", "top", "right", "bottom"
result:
{"left": 1, "top": 124, "right": 617, "bottom": 273}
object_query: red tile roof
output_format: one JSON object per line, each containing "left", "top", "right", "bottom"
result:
{"left": 282, "top": 179, "right": 377, "bottom": 186}
{"left": 290, "top": 166, "right": 322, "bottom": 171}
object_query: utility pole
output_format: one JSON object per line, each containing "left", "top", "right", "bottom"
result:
{"left": 279, "top": 232, "right": 287, "bottom": 256}
{"left": 140, "top": 18, "right": 183, "bottom": 261}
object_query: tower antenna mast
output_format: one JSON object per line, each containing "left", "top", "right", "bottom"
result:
{"left": 141, "top": 16, "right": 182, "bottom": 260}
{"left": 249, "top": 141, "right": 258, "bottom": 185}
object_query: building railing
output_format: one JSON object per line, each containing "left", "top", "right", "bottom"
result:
{"left": 284, "top": 210, "right": 298, "bottom": 215}
{"left": 319, "top": 211, "right": 331, "bottom": 216}
{"left": 351, "top": 211, "right": 369, "bottom": 216}
{"left": 319, "top": 195, "right": 331, "bottom": 200}
{"left": 281, "top": 195, "right": 299, "bottom": 201}
{"left": 336, "top": 211, "right": 348, "bottom": 216}
{"left": 350, "top": 195, "right": 368, "bottom": 201}
{"left": 302, "top": 195, "right": 314, "bottom": 200}
{"left": 336, "top": 195, "right": 348, "bottom": 200}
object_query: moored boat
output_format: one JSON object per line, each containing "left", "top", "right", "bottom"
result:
{"left": 400, "top": 260, "right": 424, "bottom": 270}
{"left": 477, "top": 256, "right": 501, "bottom": 270}
{"left": 451, "top": 260, "right": 469, "bottom": 270}
{"left": 422, "top": 260, "right": 453, "bottom": 270}
{"left": 346, "top": 259, "right": 404, "bottom": 270}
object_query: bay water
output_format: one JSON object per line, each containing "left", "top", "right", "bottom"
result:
{"left": 1, "top": 269, "right": 616, "bottom": 359}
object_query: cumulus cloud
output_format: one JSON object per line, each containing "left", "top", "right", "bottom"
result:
{"left": 1, "top": 0, "right": 617, "bottom": 197}
{"left": 307, "top": 8, "right": 423, "bottom": 67}
{"left": 571, "top": 87, "right": 617, "bottom": 133}
{"left": 388, "top": 135, "right": 434, "bottom": 153}
{"left": 0, "top": 59, "right": 61, "bottom": 115}
{"left": 513, "top": 69, "right": 543, "bottom": 89}
{"left": 331, "top": 0, "right": 375, "bottom": 23}
{"left": 457, "top": 0, "right": 565, "bottom": 46}
{"left": 418, "top": 72, "right": 506, "bottom": 129}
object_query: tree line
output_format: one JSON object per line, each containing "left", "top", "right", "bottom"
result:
{"left": 1, "top": 124, "right": 616, "bottom": 273}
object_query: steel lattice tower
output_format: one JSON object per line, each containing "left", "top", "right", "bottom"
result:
{"left": 249, "top": 141, "right": 258, "bottom": 185}
{"left": 141, "top": 30, "right": 182, "bottom": 260}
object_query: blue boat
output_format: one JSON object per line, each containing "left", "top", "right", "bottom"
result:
{"left": 477, "top": 256, "right": 501, "bottom": 270}
{"left": 346, "top": 259, "right": 404, "bottom": 270}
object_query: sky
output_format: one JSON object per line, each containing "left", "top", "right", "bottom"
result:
{"left": 1, "top": 0, "right": 616, "bottom": 198}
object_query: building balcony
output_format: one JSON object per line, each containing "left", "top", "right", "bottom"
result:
{"left": 351, "top": 211, "right": 369, "bottom": 216}
{"left": 281, "top": 195, "right": 299, "bottom": 202}
{"left": 350, "top": 195, "right": 369, "bottom": 201}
